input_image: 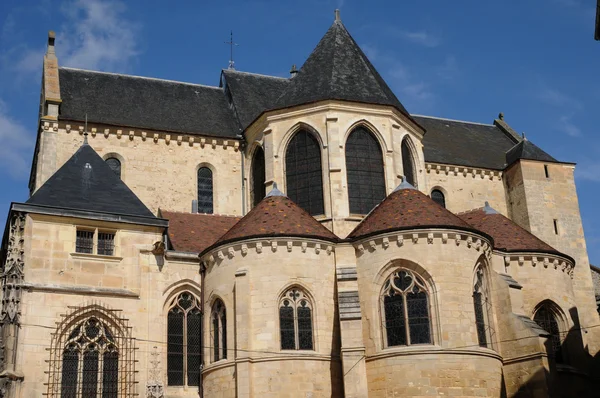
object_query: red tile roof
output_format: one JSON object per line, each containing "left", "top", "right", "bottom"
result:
{"left": 210, "top": 195, "right": 338, "bottom": 250}
{"left": 347, "top": 187, "right": 475, "bottom": 239}
{"left": 160, "top": 210, "right": 241, "bottom": 253}
{"left": 458, "top": 207, "right": 560, "bottom": 254}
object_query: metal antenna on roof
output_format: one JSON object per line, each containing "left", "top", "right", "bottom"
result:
{"left": 224, "top": 31, "right": 238, "bottom": 70}
{"left": 83, "top": 113, "right": 89, "bottom": 145}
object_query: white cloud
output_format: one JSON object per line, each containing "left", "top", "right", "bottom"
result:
{"left": 0, "top": 99, "right": 33, "bottom": 180}
{"left": 559, "top": 115, "right": 582, "bottom": 137}
{"left": 537, "top": 86, "right": 582, "bottom": 110}
{"left": 400, "top": 31, "right": 441, "bottom": 48}
{"left": 436, "top": 55, "right": 458, "bottom": 80}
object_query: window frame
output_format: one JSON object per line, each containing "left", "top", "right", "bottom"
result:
{"left": 401, "top": 137, "right": 418, "bottom": 188}
{"left": 278, "top": 287, "right": 315, "bottom": 351}
{"left": 197, "top": 166, "right": 214, "bottom": 214}
{"left": 533, "top": 301, "right": 567, "bottom": 364}
{"left": 75, "top": 227, "right": 117, "bottom": 257}
{"left": 473, "top": 263, "right": 495, "bottom": 350}
{"left": 430, "top": 189, "right": 446, "bottom": 208}
{"left": 211, "top": 299, "right": 227, "bottom": 362}
{"left": 250, "top": 146, "right": 266, "bottom": 208}
{"left": 105, "top": 157, "right": 122, "bottom": 179}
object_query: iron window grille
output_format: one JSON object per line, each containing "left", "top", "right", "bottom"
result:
{"left": 46, "top": 304, "right": 136, "bottom": 397}
{"left": 279, "top": 288, "right": 314, "bottom": 350}
{"left": 473, "top": 265, "right": 495, "bottom": 349}
{"left": 75, "top": 228, "right": 117, "bottom": 256}
{"left": 211, "top": 300, "right": 227, "bottom": 362}
{"left": 285, "top": 130, "right": 325, "bottom": 216}
{"left": 97, "top": 233, "right": 115, "bottom": 256}
{"left": 401, "top": 139, "right": 417, "bottom": 188}
{"left": 345, "top": 127, "right": 386, "bottom": 214}
{"left": 76, "top": 230, "right": 94, "bottom": 254}
{"left": 533, "top": 304, "right": 565, "bottom": 363}
{"left": 431, "top": 189, "right": 446, "bottom": 208}
{"left": 167, "top": 292, "right": 202, "bottom": 386}
{"left": 382, "top": 269, "right": 432, "bottom": 347}
{"left": 197, "top": 167, "right": 214, "bottom": 214}
{"left": 105, "top": 158, "right": 121, "bottom": 179}
{"left": 251, "top": 147, "right": 266, "bottom": 208}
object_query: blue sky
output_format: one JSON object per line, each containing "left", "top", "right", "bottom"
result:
{"left": 0, "top": 0, "right": 598, "bottom": 262}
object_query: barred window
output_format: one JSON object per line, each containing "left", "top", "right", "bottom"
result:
{"left": 473, "top": 265, "right": 494, "bottom": 348}
{"left": 105, "top": 157, "right": 121, "bottom": 179}
{"left": 197, "top": 167, "right": 213, "bottom": 214}
{"left": 346, "top": 127, "right": 386, "bottom": 214}
{"left": 251, "top": 146, "right": 266, "bottom": 207}
{"left": 97, "top": 233, "right": 115, "bottom": 256}
{"left": 285, "top": 130, "right": 324, "bottom": 216}
{"left": 211, "top": 300, "right": 227, "bottom": 362}
{"left": 533, "top": 303, "right": 564, "bottom": 363}
{"left": 167, "top": 292, "right": 202, "bottom": 386}
{"left": 382, "top": 269, "right": 431, "bottom": 347}
{"left": 431, "top": 189, "right": 445, "bottom": 208}
{"left": 75, "top": 230, "right": 94, "bottom": 254}
{"left": 279, "top": 288, "right": 313, "bottom": 350}
{"left": 401, "top": 138, "right": 417, "bottom": 187}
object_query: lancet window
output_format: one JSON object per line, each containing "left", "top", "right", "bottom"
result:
{"left": 473, "top": 264, "right": 494, "bottom": 348}
{"left": 197, "top": 167, "right": 213, "bottom": 214}
{"left": 533, "top": 302, "right": 565, "bottom": 363}
{"left": 167, "top": 292, "right": 202, "bottom": 386}
{"left": 401, "top": 138, "right": 417, "bottom": 187}
{"left": 279, "top": 288, "right": 314, "bottom": 350}
{"left": 251, "top": 146, "right": 266, "bottom": 207}
{"left": 211, "top": 299, "right": 227, "bottom": 362}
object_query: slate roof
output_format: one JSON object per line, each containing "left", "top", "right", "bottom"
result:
{"left": 505, "top": 138, "right": 558, "bottom": 166}
{"left": 415, "top": 116, "right": 519, "bottom": 170}
{"left": 221, "top": 70, "right": 289, "bottom": 130}
{"left": 160, "top": 211, "right": 241, "bottom": 253}
{"left": 347, "top": 183, "right": 477, "bottom": 240}
{"left": 274, "top": 20, "right": 409, "bottom": 116}
{"left": 59, "top": 67, "right": 240, "bottom": 137}
{"left": 458, "top": 206, "right": 561, "bottom": 255}
{"left": 205, "top": 190, "right": 338, "bottom": 253}
{"left": 27, "top": 143, "right": 156, "bottom": 218}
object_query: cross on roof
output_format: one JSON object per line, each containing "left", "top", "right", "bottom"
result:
{"left": 224, "top": 30, "right": 238, "bottom": 70}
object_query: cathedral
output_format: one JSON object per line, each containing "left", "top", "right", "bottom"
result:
{"left": 1, "top": 10, "right": 599, "bottom": 398}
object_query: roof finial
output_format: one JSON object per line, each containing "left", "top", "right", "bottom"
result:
{"left": 224, "top": 30, "right": 238, "bottom": 70}
{"left": 393, "top": 176, "right": 416, "bottom": 192}
{"left": 522, "top": 132, "right": 526, "bottom": 140}
{"left": 266, "top": 182, "right": 285, "bottom": 197}
{"left": 83, "top": 113, "right": 89, "bottom": 145}
{"left": 290, "top": 64, "right": 298, "bottom": 78}
{"left": 498, "top": 112, "right": 504, "bottom": 120}
{"left": 334, "top": 9, "right": 341, "bottom": 22}
{"left": 483, "top": 201, "right": 499, "bottom": 214}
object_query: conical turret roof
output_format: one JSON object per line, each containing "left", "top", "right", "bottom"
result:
{"left": 347, "top": 182, "right": 475, "bottom": 240}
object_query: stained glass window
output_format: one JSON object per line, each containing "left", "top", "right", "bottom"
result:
{"left": 167, "top": 292, "right": 202, "bottom": 386}
{"left": 285, "top": 130, "right": 324, "bottom": 215}
{"left": 105, "top": 158, "right": 121, "bottom": 179}
{"left": 473, "top": 265, "right": 494, "bottom": 348}
{"left": 346, "top": 127, "right": 386, "bottom": 214}
{"left": 279, "top": 288, "right": 313, "bottom": 350}
{"left": 212, "top": 299, "right": 227, "bottom": 362}
{"left": 431, "top": 189, "right": 445, "bottom": 208}
{"left": 251, "top": 147, "right": 266, "bottom": 207}
{"left": 534, "top": 303, "right": 564, "bottom": 363}
{"left": 382, "top": 269, "right": 431, "bottom": 347}
{"left": 401, "top": 138, "right": 417, "bottom": 187}
{"left": 197, "top": 167, "right": 213, "bottom": 214}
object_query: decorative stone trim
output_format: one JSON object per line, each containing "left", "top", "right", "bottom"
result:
{"left": 500, "top": 252, "right": 574, "bottom": 277}
{"left": 338, "top": 291, "right": 361, "bottom": 320}
{"left": 425, "top": 162, "right": 503, "bottom": 181}
{"left": 353, "top": 229, "right": 492, "bottom": 259}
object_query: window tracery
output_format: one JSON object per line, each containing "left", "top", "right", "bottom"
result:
{"left": 533, "top": 303, "right": 565, "bottom": 363}
{"left": 167, "top": 292, "right": 202, "bottom": 386}
{"left": 279, "top": 288, "right": 314, "bottom": 350}
{"left": 211, "top": 300, "right": 227, "bottom": 362}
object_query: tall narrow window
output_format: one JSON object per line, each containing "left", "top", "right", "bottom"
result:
{"left": 251, "top": 146, "right": 266, "bottom": 207}
{"left": 211, "top": 300, "right": 227, "bottom": 362}
{"left": 401, "top": 138, "right": 417, "bottom": 187}
{"left": 533, "top": 303, "right": 564, "bottom": 363}
{"left": 285, "top": 130, "right": 324, "bottom": 215}
{"left": 279, "top": 288, "right": 314, "bottom": 350}
{"left": 431, "top": 189, "right": 446, "bottom": 208}
{"left": 167, "top": 292, "right": 202, "bottom": 386}
{"left": 197, "top": 167, "right": 214, "bottom": 214}
{"left": 544, "top": 164, "right": 550, "bottom": 179}
{"left": 346, "top": 127, "right": 386, "bottom": 214}
{"left": 105, "top": 157, "right": 121, "bottom": 179}
{"left": 473, "top": 264, "right": 494, "bottom": 348}
{"left": 382, "top": 269, "right": 431, "bottom": 347}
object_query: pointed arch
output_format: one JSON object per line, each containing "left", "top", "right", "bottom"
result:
{"left": 211, "top": 298, "right": 227, "bottom": 362}
{"left": 250, "top": 145, "right": 266, "bottom": 207}
{"left": 473, "top": 258, "right": 494, "bottom": 349}
{"left": 278, "top": 285, "right": 315, "bottom": 351}
{"left": 345, "top": 126, "right": 386, "bottom": 214}
{"left": 401, "top": 136, "right": 418, "bottom": 187}
{"left": 533, "top": 300, "right": 568, "bottom": 363}
{"left": 285, "top": 128, "right": 324, "bottom": 215}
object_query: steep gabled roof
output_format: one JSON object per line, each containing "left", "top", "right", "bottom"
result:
{"left": 220, "top": 69, "right": 289, "bottom": 130}
{"left": 27, "top": 143, "right": 155, "bottom": 218}
{"left": 160, "top": 211, "right": 241, "bottom": 254}
{"left": 203, "top": 185, "right": 338, "bottom": 253}
{"left": 458, "top": 204, "right": 561, "bottom": 255}
{"left": 347, "top": 182, "right": 476, "bottom": 240}
{"left": 274, "top": 19, "right": 409, "bottom": 115}
{"left": 505, "top": 138, "right": 558, "bottom": 166}
{"left": 59, "top": 67, "right": 240, "bottom": 137}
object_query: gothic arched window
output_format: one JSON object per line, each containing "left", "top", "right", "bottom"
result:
{"left": 167, "top": 292, "right": 202, "bottom": 386}
{"left": 197, "top": 167, "right": 213, "bottom": 214}
{"left": 382, "top": 269, "right": 431, "bottom": 347}
{"left": 533, "top": 302, "right": 564, "bottom": 363}
{"left": 345, "top": 127, "right": 386, "bottom": 214}
{"left": 59, "top": 317, "right": 119, "bottom": 397}
{"left": 431, "top": 189, "right": 445, "bottom": 208}
{"left": 251, "top": 146, "right": 266, "bottom": 207}
{"left": 211, "top": 299, "right": 227, "bottom": 362}
{"left": 285, "top": 130, "right": 324, "bottom": 215}
{"left": 473, "top": 264, "right": 493, "bottom": 348}
{"left": 279, "top": 288, "right": 314, "bottom": 350}
{"left": 105, "top": 157, "right": 121, "bottom": 179}
{"left": 401, "top": 138, "right": 417, "bottom": 187}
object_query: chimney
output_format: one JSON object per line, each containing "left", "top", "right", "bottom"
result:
{"left": 289, "top": 64, "right": 298, "bottom": 78}
{"left": 42, "top": 30, "right": 61, "bottom": 120}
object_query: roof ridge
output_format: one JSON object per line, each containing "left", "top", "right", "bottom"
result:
{"left": 412, "top": 114, "right": 495, "bottom": 127}
{"left": 222, "top": 69, "right": 289, "bottom": 80}
{"left": 60, "top": 67, "right": 222, "bottom": 90}
{"left": 161, "top": 210, "right": 241, "bottom": 218}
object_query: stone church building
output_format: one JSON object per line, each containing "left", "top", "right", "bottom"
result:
{"left": 1, "top": 11, "right": 598, "bottom": 398}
